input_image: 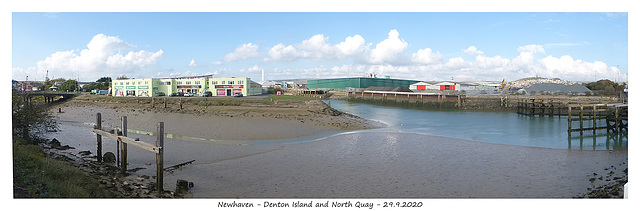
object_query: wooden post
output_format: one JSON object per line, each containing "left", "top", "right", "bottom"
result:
{"left": 152, "top": 97, "right": 155, "bottom": 108}
{"left": 593, "top": 105, "right": 597, "bottom": 135}
{"left": 121, "top": 116, "right": 128, "bottom": 174}
{"left": 164, "top": 97, "right": 167, "bottom": 108}
{"left": 96, "top": 113, "right": 103, "bottom": 163}
{"left": 614, "top": 107, "right": 619, "bottom": 134}
{"left": 568, "top": 106, "right": 572, "bottom": 135}
{"left": 180, "top": 98, "right": 183, "bottom": 109}
{"left": 156, "top": 122, "right": 165, "bottom": 194}
{"left": 579, "top": 105, "right": 584, "bottom": 136}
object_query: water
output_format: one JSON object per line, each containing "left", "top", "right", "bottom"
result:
{"left": 325, "top": 100, "right": 627, "bottom": 150}
{"left": 45, "top": 101, "right": 628, "bottom": 197}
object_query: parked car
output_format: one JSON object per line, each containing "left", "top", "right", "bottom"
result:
{"left": 183, "top": 93, "right": 193, "bottom": 97}
{"left": 202, "top": 91, "right": 212, "bottom": 97}
{"left": 155, "top": 92, "right": 165, "bottom": 97}
{"left": 170, "top": 92, "right": 184, "bottom": 97}
{"left": 233, "top": 93, "right": 243, "bottom": 97}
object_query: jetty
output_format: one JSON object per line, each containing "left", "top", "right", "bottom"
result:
{"left": 516, "top": 98, "right": 627, "bottom": 136}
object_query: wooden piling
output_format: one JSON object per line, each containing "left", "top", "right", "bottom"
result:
{"left": 593, "top": 104, "right": 597, "bottom": 135}
{"left": 121, "top": 116, "right": 128, "bottom": 174}
{"left": 96, "top": 113, "right": 102, "bottom": 163}
{"left": 568, "top": 106, "right": 572, "bottom": 134}
{"left": 164, "top": 97, "right": 167, "bottom": 108}
{"left": 180, "top": 98, "right": 183, "bottom": 109}
{"left": 156, "top": 122, "right": 164, "bottom": 193}
{"left": 579, "top": 105, "right": 584, "bottom": 136}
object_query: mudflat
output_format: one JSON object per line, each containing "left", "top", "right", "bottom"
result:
{"left": 52, "top": 95, "right": 385, "bottom": 141}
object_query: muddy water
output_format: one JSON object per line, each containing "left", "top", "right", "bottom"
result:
{"left": 46, "top": 101, "right": 628, "bottom": 198}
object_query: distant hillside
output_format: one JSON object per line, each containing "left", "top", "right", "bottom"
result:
{"left": 508, "top": 77, "right": 576, "bottom": 89}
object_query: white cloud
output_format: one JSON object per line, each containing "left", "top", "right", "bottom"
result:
{"left": 298, "top": 34, "right": 336, "bottom": 60}
{"left": 463, "top": 46, "right": 483, "bottom": 55}
{"left": 369, "top": 29, "right": 408, "bottom": 64}
{"left": 28, "top": 34, "right": 163, "bottom": 81}
{"left": 189, "top": 59, "right": 197, "bottom": 67}
{"left": 336, "top": 34, "right": 370, "bottom": 57}
{"left": 267, "top": 43, "right": 299, "bottom": 62}
{"left": 517, "top": 44, "right": 546, "bottom": 54}
{"left": 411, "top": 48, "right": 442, "bottom": 65}
{"left": 224, "top": 43, "right": 260, "bottom": 62}
{"left": 240, "top": 65, "right": 263, "bottom": 73}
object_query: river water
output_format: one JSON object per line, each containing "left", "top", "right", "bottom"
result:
{"left": 325, "top": 100, "right": 627, "bottom": 151}
{"left": 45, "top": 100, "right": 628, "bottom": 198}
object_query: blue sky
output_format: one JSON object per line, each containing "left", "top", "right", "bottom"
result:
{"left": 11, "top": 11, "right": 629, "bottom": 83}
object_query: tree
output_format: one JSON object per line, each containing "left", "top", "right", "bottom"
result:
{"left": 58, "top": 80, "right": 77, "bottom": 92}
{"left": 12, "top": 92, "right": 56, "bottom": 144}
{"left": 96, "top": 77, "right": 112, "bottom": 90}
{"left": 82, "top": 82, "right": 99, "bottom": 91}
{"left": 585, "top": 80, "right": 625, "bottom": 96}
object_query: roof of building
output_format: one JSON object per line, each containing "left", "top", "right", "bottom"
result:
{"left": 365, "top": 86, "right": 413, "bottom": 92}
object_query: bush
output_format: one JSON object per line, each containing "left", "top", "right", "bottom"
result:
{"left": 12, "top": 92, "right": 57, "bottom": 144}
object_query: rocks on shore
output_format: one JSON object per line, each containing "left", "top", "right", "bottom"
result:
{"left": 575, "top": 162, "right": 628, "bottom": 198}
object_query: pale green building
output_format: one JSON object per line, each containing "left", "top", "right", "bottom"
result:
{"left": 111, "top": 76, "right": 262, "bottom": 97}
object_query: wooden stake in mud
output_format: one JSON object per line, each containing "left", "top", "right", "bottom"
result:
{"left": 568, "top": 106, "right": 572, "bottom": 135}
{"left": 96, "top": 113, "right": 102, "bottom": 163}
{"left": 180, "top": 98, "right": 183, "bottom": 109}
{"left": 593, "top": 104, "right": 597, "bottom": 135}
{"left": 121, "top": 116, "right": 128, "bottom": 174}
{"left": 152, "top": 97, "right": 155, "bottom": 108}
{"left": 164, "top": 97, "right": 167, "bottom": 108}
{"left": 156, "top": 122, "right": 164, "bottom": 193}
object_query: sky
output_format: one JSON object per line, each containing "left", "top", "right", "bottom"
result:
{"left": 9, "top": 7, "right": 631, "bottom": 83}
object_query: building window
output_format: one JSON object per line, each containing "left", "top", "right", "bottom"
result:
{"left": 177, "top": 81, "right": 182, "bottom": 85}
{"left": 228, "top": 81, "right": 234, "bottom": 85}
{"left": 222, "top": 81, "right": 225, "bottom": 85}
{"left": 213, "top": 81, "right": 218, "bottom": 85}
{"left": 195, "top": 81, "right": 200, "bottom": 85}
{"left": 138, "top": 81, "right": 141, "bottom": 85}
{"left": 186, "top": 81, "right": 191, "bottom": 85}
{"left": 145, "top": 81, "right": 149, "bottom": 85}
{"left": 238, "top": 80, "right": 244, "bottom": 85}
{"left": 126, "top": 82, "right": 130, "bottom": 85}
{"left": 120, "top": 82, "right": 123, "bottom": 85}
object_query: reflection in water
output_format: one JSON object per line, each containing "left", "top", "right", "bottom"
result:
{"left": 326, "top": 100, "right": 627, "bottom": 151}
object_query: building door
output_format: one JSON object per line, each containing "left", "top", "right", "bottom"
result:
{"left": 226, "top": 89, "right": 232, "bottom": 96}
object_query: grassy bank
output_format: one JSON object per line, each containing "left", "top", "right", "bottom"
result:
{"left": 13, "top": 138, "right": 108, "bottom": 198}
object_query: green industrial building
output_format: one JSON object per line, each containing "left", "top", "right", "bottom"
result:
{"left": 307, "top": 77, "right": 420, "bottom": 90}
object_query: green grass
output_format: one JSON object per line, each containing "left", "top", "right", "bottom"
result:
{"left": 13, "top": 139, "right": 109, "bottom": 198}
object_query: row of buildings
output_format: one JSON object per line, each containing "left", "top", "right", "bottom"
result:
{"left": 111, "top": 76, "right": 263, "bottom": 97}
{"left": 306, "top": 77, "right": 504, "bottom": 95}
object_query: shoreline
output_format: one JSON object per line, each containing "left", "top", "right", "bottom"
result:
{"left": 53, "top": 95, "right": 386, "bottom": 141}
{"left": 34, "top": 95, "right": 627, "bottom": 198}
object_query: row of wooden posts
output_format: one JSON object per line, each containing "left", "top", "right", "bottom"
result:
{"left": 516, "top": 99, "right": 628, "bottom": 136}
{"left": 93, "top": 113, "right": 165, "bottom": 193}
